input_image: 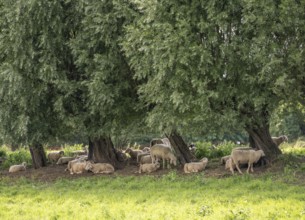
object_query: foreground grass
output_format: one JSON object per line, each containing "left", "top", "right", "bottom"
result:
{"left": 1, "top": 172, "right": 305, "bottom": 220}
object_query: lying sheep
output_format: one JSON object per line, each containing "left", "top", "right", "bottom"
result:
{"left": 137, "top": 152, "right": 150, "bottom": 163}
{"left": 150, "top": 144, "right": 177, "bottom": 169}
{"left": 230, "top": 149, "right": 265, "bottom": 174}
{"left": 48, "top": 151, "right": 64, "bottom": 164}
{"left": 184, "top": 158, "right": 208, "bottom": 173}
{"left": 139, "top": 162, "right": 160, "bottom": 173}
{"left": 125, "top": 148, "right": 143, "bottom": 161}
{"left": 9, "top": 162, "right": 27, "bottom": 173}
{"left": 139, "top": 155, "right": 153, "bottom": 164}
{"left": 66, "top": 160, "right": 88, "bottom": 175}
{"left": 56, "top": 157, "right": 75, "bottom": 165}
{"left": 272, "top": 135, "right": 288, "bottom": 147}
{"left": 85, "top": 162, "right": 115, "bottom": 174}
{"left": 220, "top": 155, "right": 231, "bottom": 164}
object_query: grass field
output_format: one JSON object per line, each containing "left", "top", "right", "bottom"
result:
{"left": 1, "top": 171, "right": 305, "bottom": 220}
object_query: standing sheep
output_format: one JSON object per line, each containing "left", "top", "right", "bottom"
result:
{"left": 150, "top": 144, "right": 177, "bottom": 169}
{"left": 184, "top": 158, "right": 208, "bottom": 173}
{"left": 230, "top": 149, "right": 265, "bottom": 174}
{"left": 125, "top": 148, "right": 143, "bottom": 161}
{"left": 9, "top": 162, "right": 27, "bottom": 173}
{"left": 272, "top": 135, "right": 288, "bottom": 147}
{"left": 48, "top": 151, "right": 64, "bottom": 164}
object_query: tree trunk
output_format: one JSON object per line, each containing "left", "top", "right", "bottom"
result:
{"left": 89, "top": 136, "right": 125, "bottom": 169}
{"left": 88, "top": 138, "right": 94, "bottom": 161}
{"left": 246, "top": 124, "right": 282, "bottom": 160}
{"left": 29, "top": 143, "right": 47, "bottom": 169}
{"left": 167, "top": 130, "right": 193, "bottom": 166}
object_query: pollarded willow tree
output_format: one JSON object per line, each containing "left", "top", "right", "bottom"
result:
{"left": 122, "top": 0, "right": 305, "bottom": 160}
{"left": 69, "top": 0, "right": 144, "bottom": 168}
{"left": 0, "top": 0, "right": 83, "bottom": 168}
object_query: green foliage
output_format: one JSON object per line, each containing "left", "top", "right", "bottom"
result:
{"left": 195, "top": 141, "right": 236, "bottom": 159}
{"left": 1, "top": 148, "right": 32, "bottom": 169}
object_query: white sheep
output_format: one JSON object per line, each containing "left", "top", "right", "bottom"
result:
{"left": 139, "top": 155, "right": 153, "bottom": 164}
{"left": 125, "top": 148, "right": 143, "bottom": 161}
{"left": 272, "top": 135, "right": 288, "bottom": 147}
{"left": 9, "top": 162, "right": 27, "bottom": 173}
{"left": 230, "top": 149, "right": 265, "bottom": 174}
{"left": 85, "top": 162, "right": 115, "bottom": 174}
{"left": 184, "top": 158, "right": 208, "bottom": 173}
{"left": 48, "top": 151, "right": 64, "bottom": 164}
{"left": 139, "top": 162, "right": 160, "bottom": 173}
{"left": 225, "top": 157, "right": 235, "bottom": 171}
{"left": 150, "top": 144, "right": 177, "bottom": 169}
{"left": 220, "top": 155, "right": 231, "bottom": 164}
{"left": 66, "top": 160, "right": 88, "bottom": 175}
{"left": 56, "top": 157, "right": 75, "bottom": 165}
{"left": 137, "top": 152, "right": 150, "bottom": 163}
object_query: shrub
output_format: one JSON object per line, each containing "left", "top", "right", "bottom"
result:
{"left": 1, "top": 148, "right": 32, "bottom": 169}
{"left": 194, "top": 141, "right": 237, "bottom": 159}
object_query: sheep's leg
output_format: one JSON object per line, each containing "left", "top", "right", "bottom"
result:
{"left": 247, "top": 162, "right": 251, "bottom": 174}
{"left": 163, "top": 157, "right": 165, "bottom": 169}
{"left": 250, "top": 163, "right": 254, "bottom": 172}
{"left": 235, "top": 162, "right": 243, "bottom": 174}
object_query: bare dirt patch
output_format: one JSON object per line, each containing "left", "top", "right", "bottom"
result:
{"left": 0, "top": 158, "right": 280, "bottom": 183}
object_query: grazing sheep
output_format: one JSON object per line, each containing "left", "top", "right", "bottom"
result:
{"left": 48, "top": 151, "right": 64, "bottom": 164}
{"left": 9, "top": 162, "right": 26, "bottom": 173}
{"left": 56, "top": 157, "right": 75, "bottom": 165}
{"left": 230, "top": 149, "right": 265, "bottom": 174}
{"left": 184, "top": 158, "right": 208, "bottom": 173}
{"left": 139, "top": 162, "right": 160, "bottom": 173}
{"left": 272, "top": 135, "right": 288, "bottom": 147}
{"left": 150, "top": 144, "right": 177, "bottom": 169}
{"left": 66, "top": 160, "right": 88, "bottom": 175}
{"left": 221, "top": 155, "right": 231, "bottom": 165}
{"left": 85, "top": 162, "right": 115, "bottom": 174}
{"left": 225, "top": 157, "right": 235, "bottom": 171}
{"left": 125, "top": 148, "right": 143, "bottom": 161}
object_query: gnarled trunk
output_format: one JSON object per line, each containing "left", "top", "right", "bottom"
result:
{"left": 29, "top": 143, "right": 47, "bottom": 169}
{"left": 167, "top": 130, "right": 193, "bottom": 166}
{"left": 88, "top": 136, "right": 125, "bottom": 169}
{"left": 246, "top": 123, "right": 282, "bottom": 160}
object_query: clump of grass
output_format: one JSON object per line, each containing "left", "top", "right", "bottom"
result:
{"left": 0, "top": 147, "right": 32, "bottom": 169}
{"left": 195, "top": 141, "right": 237, "bottom": 159}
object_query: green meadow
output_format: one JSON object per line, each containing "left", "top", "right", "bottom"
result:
{"left": 1, "top": 172, "right": 305, "bottom": 220}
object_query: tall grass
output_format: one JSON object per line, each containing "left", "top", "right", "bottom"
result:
{"left": 0, "top": 173, "right": 305, "bottom": 220}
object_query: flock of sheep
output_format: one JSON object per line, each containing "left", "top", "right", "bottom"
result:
{"left": 7, "top": 135, "right": 288, "bottom": 176}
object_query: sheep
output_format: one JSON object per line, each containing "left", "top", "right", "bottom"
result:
{"left": 161, "top": 138, "right": 171, "bottom": 147}
{"left": 9, "top": 162, "right": 26, "bottom": 173}
{"left": 139, "top": 162, "right": 160, "bottom": 173}
{"left": 225, "top": 157, "right": 235, "bottom": 171}
{"left": 221, "top": 155, "right": 231, "bottom": 165}
{"left": 66, "top": 160, "right": 88, "bottom": 175}
{"left": 142, "top": 147, "right": 150, "bottom": 153}
{"left": 85, "top": 161, "right": 115, "bottom": 174}
{"left": 56, "top": 157, "right": 75, "bottom": 165}
{"left": 230, "top": 149, "right": 265, "bottom": 174}
{"left": 125, "top": 148, "right": 143, "bottom": 161}
{"left": 139, "top": 155, "right": 154, "bottom": 164}
{"left": 184, "top": 158, "right": 208, "bottom": 173}
{"left": 48, "top": 151, "right": 64, "bottom": 164}
{"left": 150, "top": 144, "right": 177, "bottom": 169}
{"left": 272, "top": 135, "right": 288, "bottom": 147}
{"left": 150, "top": 138, "right": 164, "bottom": 147}
{"left": 137, "top": 152, "right": 150, "bottom": 163}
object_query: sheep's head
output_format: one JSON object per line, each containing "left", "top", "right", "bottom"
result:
{"left": 155, "top": 162, "right": 160, "bottom": 169}
{"left": 59, "top": 151, "right": 64, "bottom": 156}
{"left": 22, "top": 162, "right": 27, "bottom": 167}
{"left": 283, "top": 135, "right": 288, "bottom": 142}
{"left": 169, "top": 154, "right": 177, "bottom": 166}
{"left": 259, "top": 150, "right": 265, "bottom": 157}
{"left": 85, "top": 161, "right": 93, "bottom": 170}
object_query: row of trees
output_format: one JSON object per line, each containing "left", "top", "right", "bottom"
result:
{"left": 0, "top": 0, "right": 304, "bottom": 168}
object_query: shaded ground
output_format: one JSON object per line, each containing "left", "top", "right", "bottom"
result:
{"left": 0, "top": 157, "right": 291, "bottom": 183}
